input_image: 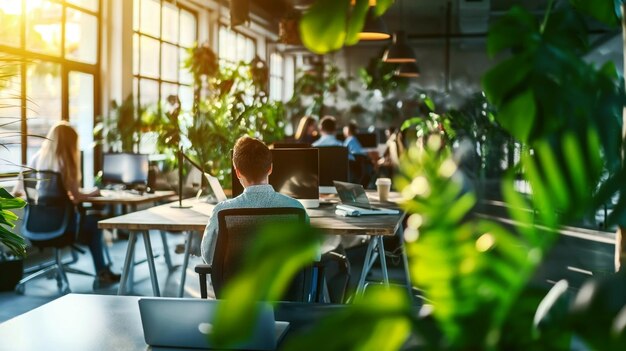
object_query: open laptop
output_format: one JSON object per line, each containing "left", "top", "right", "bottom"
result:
{"left": 139, "top": 298, "right": 289, "bottom": 350}
{"left": 333, "top": 181, "right": 400, "bottom": 216}
{"left": 204, "top": 173, "right": 227, "bottom": 203}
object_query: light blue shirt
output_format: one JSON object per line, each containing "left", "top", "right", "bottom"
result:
{"left": 343, "top": 136, "right": 367, "bottom": 161}
{"left": 200, "top": 184, "right": 307, "bottom": 263}
{"left": 312, "top": 134, "right": 342, "bottom": 147}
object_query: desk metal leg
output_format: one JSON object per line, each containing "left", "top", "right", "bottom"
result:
{"left": 128, "top": 238, "right": 136, "bottom": 293}
{"left": 118, "top": 232, "right": 137, "bottom": 295}
{"left": 178, "top": 231, "right": 193, "bottom": 297}
{"left": 356, "top": 236, "right": 390, "bottom": 296}
{"left": 142, "top": 231, "right": 161, "bottom": 297}
{"left": 356, "top": 238, "right": 376, "bottom": 295}
{"left": 376, "top": 236, "right": 390, "bottom": 285}
{"left": 159, "top": 230, "right": 174, "bottom": 271}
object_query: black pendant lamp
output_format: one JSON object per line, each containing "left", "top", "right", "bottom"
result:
{"left": 395, "top": 61, "right": 420, "bottom": 78}
{"left": 383, "top": 31, "right": 416, "bottom": 63}
{"left": 358, "top": 7, "right": 391, "bottom": 41}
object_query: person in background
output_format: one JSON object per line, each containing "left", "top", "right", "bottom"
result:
{"left": 13, "top": 121, "right": 120, "bottom": 284}
{"left": 377, "top": 126, "right": 404, "bottom": 178}
{"left": 201, "top": 136, "right": 308, "bottom": 264}
{"left": 312, "top": 116, "right": 342, "bottom": 147}
{"left": 294, "top": 116, "right": 319, "bottom": 144}
{"left": 342, "top": 121, "right": 367, "bottom": 160}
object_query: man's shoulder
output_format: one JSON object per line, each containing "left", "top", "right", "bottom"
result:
{"left": 272, "top": 192, "right": 305, "bottom": 209}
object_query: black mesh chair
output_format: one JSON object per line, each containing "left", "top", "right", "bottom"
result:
{"left": 195, "top": 207, "right": 324, "bottom": 302}
{"left": 16, "top": 171, "right": 93, "bottom": 294}
{"left": 349, "top": 154, "right": 374, "bottom": 188}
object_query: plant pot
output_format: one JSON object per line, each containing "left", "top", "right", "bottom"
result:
{"left": 0, "top": 259, "right": 23, "bottom": 291}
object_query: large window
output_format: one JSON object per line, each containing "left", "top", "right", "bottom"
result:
{"left": 133, "top": 0, "right": 197, "bottom": 112}
{"left": 0, "top": 0, "right": 99, "bottom": 185}
{"left": 269, "top": 52, "right": 284, "bottom": 101}
{"left": 218, "top": 25, "right": 256, "bottom": 67}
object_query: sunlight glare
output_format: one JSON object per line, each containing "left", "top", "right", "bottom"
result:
{"left": 0, "top": 1, "right": 21, "bottom": 15}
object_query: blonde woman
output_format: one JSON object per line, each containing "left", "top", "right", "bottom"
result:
{"left": 15, "top": 121, "right": 120, "bottom": 284}
{"left": 294, "top": 116, "right": 318, "bottom": 144}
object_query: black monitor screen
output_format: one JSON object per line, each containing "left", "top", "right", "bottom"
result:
{"left": 318, "top": 146, "right": 349, "bottom": 186}
{"left": 355, "top": 133, "right": 378, "bottom": 148}
{"left": 231, "top": 149, "right": 319, "bottom": 199}
{"left": 102, "top": 153, "right": 149, "bottom": 185}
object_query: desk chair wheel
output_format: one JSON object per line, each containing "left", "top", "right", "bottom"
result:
{"left": 15, "top": 283, "right": 25, "bottom": 295}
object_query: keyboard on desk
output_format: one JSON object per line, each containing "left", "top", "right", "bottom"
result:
{"left": 100, "top": 189, "right": 143, "bottom": 198}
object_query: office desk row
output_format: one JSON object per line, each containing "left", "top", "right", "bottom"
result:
{"left": 98, "top": 192, "right": 407, "bottom": 298}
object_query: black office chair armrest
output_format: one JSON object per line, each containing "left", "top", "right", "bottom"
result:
{"left": 194, "top": 264, "right": 213, "bottom": 274}
{"left": 195, "top": 264, "right": 213, "bottom": 299}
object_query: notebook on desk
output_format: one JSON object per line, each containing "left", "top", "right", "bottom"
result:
{"left": 333, "top": 181, "right": 400, "bottom": 216}
{"left": 139, "top": 298, "right": 289, "bottom": 350}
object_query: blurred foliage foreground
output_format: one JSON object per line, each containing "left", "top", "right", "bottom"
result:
{"left": 207, "top": 1, "right": 626, "bottom": 350}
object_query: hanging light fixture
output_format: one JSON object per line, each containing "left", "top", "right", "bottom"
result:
{"left": 358, "top": 6, "right": 391, "bottom": 41}
{"left": 383, "top": 31, "right": 416, "bottom": 62}
{"left": 383, "top": 0, "right": 415, "bottom": 62}
{"left": 395, "top": 61, "right": 420, "bottom": 78}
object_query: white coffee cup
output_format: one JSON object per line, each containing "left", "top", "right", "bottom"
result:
{"left": 375, "top": 178, "right": 392, "bottom": 202}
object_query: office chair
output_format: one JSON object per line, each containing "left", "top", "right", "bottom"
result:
{"left": 349, "top": 154, "right": 374, "bottom": 189}
{"left": 15, "top": 171, "right": 94, "bottom": 295}
{"left": 195, "top": 208, "right": 317, "bottom": 302}
{"left": 195, "top": 207, "right": 351, "bottom": 303}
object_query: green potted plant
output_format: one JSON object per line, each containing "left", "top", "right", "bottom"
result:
{"left": 0, "top": 188, "right": 27, "bottom": 291}
{"left": 94, "top": 95, "right": 142, "bottom": 153}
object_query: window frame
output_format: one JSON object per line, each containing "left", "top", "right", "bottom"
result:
{"left": 132, "top": 0, "right": 199, "bottom": 109}
{"left": 217, "top": 23, "right": 257, "bottom": 67}
{"left": 0, "top": 0, "right": 101, "bottom": 177}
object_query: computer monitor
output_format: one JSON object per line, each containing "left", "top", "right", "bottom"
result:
{"left": 355, "top": 133, "right": 378, "bottom": 148}
{"left": 231, "top": 148, "right": 320, "bottom": 208}
{"left": 317, "top": 146, "right": 349, "bottom": 186}
{"left": 270, "top": 142, "right": 312, "bottom": 149}
{"left": 102, "top": 153, "right": 149, "bottom": 186}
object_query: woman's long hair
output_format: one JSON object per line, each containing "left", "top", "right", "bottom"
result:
{"left": 294, "top": 116, "right": 317, "bottom": 141}
{"left": 37, "top": 121, "right": 81, "bottom": 191}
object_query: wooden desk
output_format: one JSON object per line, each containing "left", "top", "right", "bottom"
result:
{"left": 0, "top": 294, "right": 351, "bottom": 351}
{"left": 84, "top": 190, "right": 176, "bottom": 208}
{"left": 99, "top": 193, "right": 406, "bottom": 298}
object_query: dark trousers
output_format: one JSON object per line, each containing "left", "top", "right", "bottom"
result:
{"left": 69, "top": 214, "right": 107, "bottom": 273}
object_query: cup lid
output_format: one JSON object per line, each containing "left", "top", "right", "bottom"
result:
{"left": 375, "top": 178, "right": 391, "bottom": 185}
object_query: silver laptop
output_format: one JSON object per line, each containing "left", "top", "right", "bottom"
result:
{"left": 204, "top": 173, "right": 228, "bottom": 203}
{"left": 333, "top": 181, "right": 400, "bottom": 216}
{"left": 138, "top": 298, "right": 289, "bottom": 350}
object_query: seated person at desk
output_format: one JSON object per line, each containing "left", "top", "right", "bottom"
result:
{"left": 342, "top": 121, "right": 368, "bottom": 159}
{"left": 201, "top": 136, "right": 307, "bottom": 264}
{"left": 13, "top": 121, "right": 121, "bottom": 284}
{"left": 311, "top": 116, "right": 342, "bottom": 148}
{"left": 294, "top": 115, "right": 319, "bottom": 144}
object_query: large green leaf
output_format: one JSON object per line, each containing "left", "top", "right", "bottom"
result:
{"left": 345, "top": 0, "right": 370, "bottom": 46}
{"left": 495, "top": 89, "right": 536, "bottom": 143}
{"left": 569, "top": 0, "right": 621, "bottom": 27}
{"left": 374, "top": 0, "right": 395, "bottom": 17}
{"left": 299, "top": 0, "right": 351, "bottom": 54}
{"left": 281, "top": 286, "right": 411, "bottom": 351}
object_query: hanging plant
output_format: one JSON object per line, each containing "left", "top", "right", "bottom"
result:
{"left": 279, "top": 11, "right": 302, "bottom": 45}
